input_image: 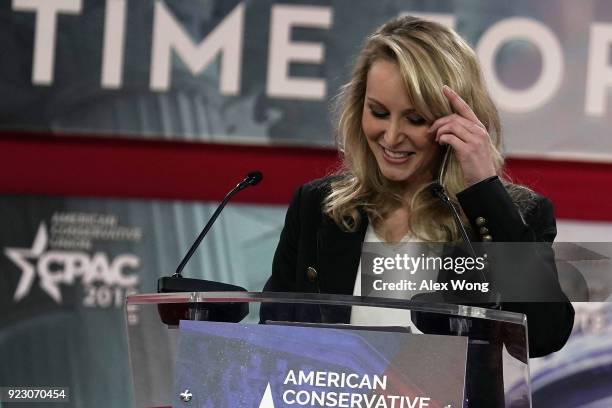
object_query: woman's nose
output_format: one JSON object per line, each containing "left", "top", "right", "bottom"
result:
{"left": 383, "top": 118, "right": 404, "bottom": 146}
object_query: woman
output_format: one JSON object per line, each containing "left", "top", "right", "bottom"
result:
{"left": 261, "top": 15, "right": 573, "bottom": 367}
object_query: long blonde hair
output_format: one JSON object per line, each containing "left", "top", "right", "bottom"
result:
{"left": 324, "top": 16, "right": 524, "bottom": 241}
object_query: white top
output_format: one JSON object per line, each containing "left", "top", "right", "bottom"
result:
{"left": 350, "top": 224, "right": 433, "bottom": 332}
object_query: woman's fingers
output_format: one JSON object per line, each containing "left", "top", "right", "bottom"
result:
{"left": 428, "top": 113, "right": 485, "bottom": 138}
{"left": 437, "top": 132, "right": 466, "bottom": 151}
{"left": 442, "top": 85, "right": 481, "bottom": 123}
{"left": 432, "top": 119, "right": 484, "bottom": 144}
{"left": 427, "top": 86, "right": 497, "bottom": 186}
{"left": 436, "top": 120, "right": 492, "bottom": 154}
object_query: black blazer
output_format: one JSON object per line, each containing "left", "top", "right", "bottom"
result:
{"left": 261, "top": 175, "right": 574, "bottom": 358}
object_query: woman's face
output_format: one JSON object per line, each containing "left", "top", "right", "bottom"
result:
{"left": 362, "top": 59, "right": 442, "bottom": 190}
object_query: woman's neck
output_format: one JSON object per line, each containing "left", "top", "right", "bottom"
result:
{"left": 374, "top": 205, "right": 411, "bottom": 243}
{"left": 373, "top": 175, "right": 434, "bottom": 242}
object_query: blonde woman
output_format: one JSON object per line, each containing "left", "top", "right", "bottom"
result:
{"left": 261, "top": 15, "right": 573, "bottom": 374}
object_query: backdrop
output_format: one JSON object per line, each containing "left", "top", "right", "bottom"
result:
{"left": 1, "top": 1, "right": 612, "bottom": 407}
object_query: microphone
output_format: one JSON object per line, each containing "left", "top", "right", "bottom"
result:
{"left": 240, "top": 170, "right": 263, "bottom": 189}
{"left": 430, "top": 147, "right": 476, "bottom": 257}
{"left": 172, "top": 170, "right": 263, "bottom": 279}
{"left": 428, "top": 148, "right": 501, "bottom": 308}
{"left": 410, "top": 179, "right": 501, "bottom": 337}
{"left": 156, "top": 171, "right": 263, "bottom": 324}
{"left": 429, "top": 181, "right": 475, "bottom": 257}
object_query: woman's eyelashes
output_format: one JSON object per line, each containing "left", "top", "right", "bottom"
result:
{"left": 368, "top": 105, "right": 426, "bottom": 125}
{"left": 407, "top": 114, "right": 427, "bottom": 125}
{"left": 370, "top": 108, "right": 388, "bottom": 118}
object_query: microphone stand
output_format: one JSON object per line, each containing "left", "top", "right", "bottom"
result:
{"left": 429, "top": 147, "right": 501, "bottom": 308}
{"left": 156, "top": 171, "right": 262, "bottom": 324}
{"left": 173, "top": 175, "right": 258, "bottom": 278}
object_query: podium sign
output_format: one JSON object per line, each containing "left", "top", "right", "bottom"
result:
{"left": 173, "top": 320, "right": 468, "bottom": 408}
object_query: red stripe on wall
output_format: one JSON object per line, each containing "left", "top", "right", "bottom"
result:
{"left": 0, "top": 132, "right": 340, "bottom": 205}
{"left": 504, "top": 158, "right": 612, "bottom": 222}
{"left": 0, "top": 132, "right": 611, "bottom": 222}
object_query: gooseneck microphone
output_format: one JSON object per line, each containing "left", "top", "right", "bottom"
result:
{"left": 410, "top": 150, "right": 501, "bottom": 340}
{"left": 430, "top": 146, "right": 476, "bottom": 257}
{"left": 157, "top": 171, "right": 262, "bottom": 294}
{"left": 429, "top": 147, "right": 501, "bottom": 308}
{"left": 430, "top": 182, "right": 476, "bottom": 258}
{"left": 173, "top": 171, "right": 263, "bottom": 278}
{"left": 157, "top": 171, "right": 262, "bottom": 324}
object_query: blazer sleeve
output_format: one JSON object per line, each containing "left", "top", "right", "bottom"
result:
{"left": 457, "top": 176, "right": 575, "bottom": 357}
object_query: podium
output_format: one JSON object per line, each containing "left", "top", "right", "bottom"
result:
{"left": 126, "top": 292, "right": 531, "bottom": 408}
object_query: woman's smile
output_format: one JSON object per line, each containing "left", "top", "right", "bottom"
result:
{"left": 379, "top": 143, "right": 416, "bottom": 163}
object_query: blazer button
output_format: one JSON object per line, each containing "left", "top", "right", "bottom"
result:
{"left": 475, "top": 217, "right": 486, "bottom": 227}
{"left": 306, "top": 267, "right": 318, "bottom": 283}
{"left": 479, "top": 227, "right": 489, "bottom": 235}
{"left": 482, "top": 234, "right": 493, "bottom": 242}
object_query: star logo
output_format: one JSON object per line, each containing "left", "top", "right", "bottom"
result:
{"left": 4, "top": 221, "right": 141, "bottom": 307}
{"left": 4, "top": 223, "right": 53, "bottom": 301}
{"left": 258, "top": 382, "right": 275, "bottom": 408}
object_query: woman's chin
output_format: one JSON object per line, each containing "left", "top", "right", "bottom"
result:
{"left": 380, "top": 170, "right": 411, "bottom": 183}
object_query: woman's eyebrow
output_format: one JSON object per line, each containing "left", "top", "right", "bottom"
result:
{"left": 366, "top": 97, "right": 417, "bottom": 114}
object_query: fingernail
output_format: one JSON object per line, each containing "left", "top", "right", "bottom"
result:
{"left": 443, "top": 84, "right": 452, "bottom": 93}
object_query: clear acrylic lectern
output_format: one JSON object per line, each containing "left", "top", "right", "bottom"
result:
{"left": 126, "top": 292, "right": 530, "bottom": 408}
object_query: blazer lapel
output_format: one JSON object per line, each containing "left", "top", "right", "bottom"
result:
{"left": 315, "top": 213, "right": 368, "bottom": 295}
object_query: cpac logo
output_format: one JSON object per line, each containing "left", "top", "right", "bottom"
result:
{"left": 4, "top": 223, "right": 140, "bottom": 303}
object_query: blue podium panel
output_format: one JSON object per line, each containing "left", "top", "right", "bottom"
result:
{"left": 173, "top": 320, "right": 467, "bottom": 408}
